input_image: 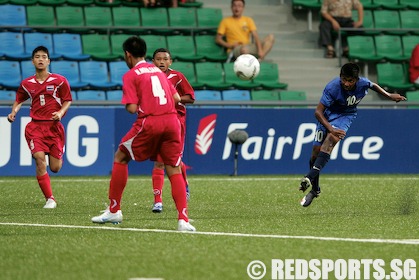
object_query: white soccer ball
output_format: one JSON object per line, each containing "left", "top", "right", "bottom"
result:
{"left": 233, "top": 54, "right": 260, "bottom": 81}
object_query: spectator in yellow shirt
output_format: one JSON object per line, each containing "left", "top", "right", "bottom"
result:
{"left": 216, "top": 0, "right": 274, "bottom": 61}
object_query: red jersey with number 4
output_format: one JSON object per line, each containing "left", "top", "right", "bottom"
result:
{"left": 166, "top": 68, "right": 195, "bottom": 117}
{"left": 122, "top": 61, "right": 178, "bottom": 119}
{"left": 16, "top": 73, "right": 72, "bottom": 121}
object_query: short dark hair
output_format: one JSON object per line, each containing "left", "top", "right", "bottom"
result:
{"left": 340, "top": 62, "right": 360, "bottom": 78}
{"left": 232, "top": 0, "right": 245, "bottom": 5}
{"left": 123, "top": 36, "right": 147, "bottom": 58}
{"left": 153, "top": 48, "right": 172, "bottom": 59}
{"left": 32, "top": 46, "right": 49, "bottom": 59}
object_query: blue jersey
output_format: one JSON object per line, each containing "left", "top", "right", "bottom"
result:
{"left": 320, "top": 76, "right": 373, "bottom": 120}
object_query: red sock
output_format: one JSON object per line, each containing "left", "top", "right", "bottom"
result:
{"left": 108, "top": 162, "right": 128, "bottom": 213}
{"left": 169, "top": 173, "right": 188, "bottom": 222}
{"left": 37, "top": 173, "right": 54, "bottom": 200}
{"left": 181, "top": 162, "right": 188, "bottom": 187}
{"left": 152, "top": 168, "right": 165, "bottom": 203}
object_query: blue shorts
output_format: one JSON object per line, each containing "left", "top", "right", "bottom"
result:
{"left": 313, "top": 113, "right": 356, "bottom": 146}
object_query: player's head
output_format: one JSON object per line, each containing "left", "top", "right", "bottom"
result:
{"left": 152, "top": 48, "right": 172, "bottom": 73}
{"left": 31, "top": 46, "right": 50, "bottom": 70}
{"left": 340, "top": 62, "right": 360, "bottom": 91}
{"left": 231, "top": 0, "right": 245, "bottom": 17}
{"left": 123, "top": 36, "right": 147, "bottom": 68}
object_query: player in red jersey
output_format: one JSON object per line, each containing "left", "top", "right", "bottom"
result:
{"left": 91, "top": 36, "right": 195, "bottom": 231}
{"left": 7, "top": 46, "right": 73, "bottom": 209}
{"left": 150, "top": 48, "right": 195, "bottom": 213}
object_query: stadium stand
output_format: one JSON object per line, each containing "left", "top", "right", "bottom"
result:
{"left": 0, "top": 32, "right": 31, "bottom": 60}
{"left": 24, "top": 32, "right": 61, "bottom": 60}
{"left": 253, "top": 62, "right": 288, "bottom": 90}
{"left": 195, "top": 62, "right": 232, "bottom": 90}
{"left": 0, "top": 4, "right": 27, "bottom": 29}
{"left": 376, "top": 62, "right": 415, "bottom": 92}
{"left": 0, "top": 90, "right": 16, "bottom": 101}
{"left": 111, "top": 6, "right": 142, "bottom": 33}
{"left": 53, "top": 33, "right": 91, "bottom": 61}
{"left": 79, "top": 60, "right": 118, "bottom": 89}
{"left": 49, "top": 60, "right": 89, "bottom": 89}
{"left": 0, "top": 60, "right": 21, "bottom": 89}
{"left": 166, "top": 35, "right": 204, "bottom": 61}
{"left": 374, "top": 35, "right": 410, "bottom": 62}
{"left": 81, "top": 34, "right": 120, "bottom": 61}
{"left": 76, "top": 90, "right": 106, "bottom": 101}
{"left": 223, "top": 62, "right": 260, "bottom": 90}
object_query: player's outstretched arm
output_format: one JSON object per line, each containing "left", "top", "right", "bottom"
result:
{"left": 371, "top": 83, "right": 407, "bottom": 102}
{"left": 7, "top": 101, "right": 22, "bottom": 123}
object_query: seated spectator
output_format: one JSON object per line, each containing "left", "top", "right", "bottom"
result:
{"left": 216, "top": 0, "right": 274, "bottom": 61}
{"left": 319, "top": 0, "right": 363, "bottom": 58}
{"left": 409, "top": 44, "right": 419, "bottom": 85}
{"left": 124, "top": 0, "right": 177, "bottom": 7}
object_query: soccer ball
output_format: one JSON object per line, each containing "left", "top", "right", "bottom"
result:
{"left": 233, "top": 54, "right": 260, "bottom": 81}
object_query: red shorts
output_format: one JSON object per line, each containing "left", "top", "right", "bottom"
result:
{"left": 156, "top": 114, "right": 186, "bottom": 163}
{"left": 25, "top": 120, "right": 65, "bottom": 159}
{"left": 119, "top": 114, "right": 183, "bottom": 166}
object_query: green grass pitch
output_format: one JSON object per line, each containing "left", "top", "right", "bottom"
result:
{"left": 0, "top": 175, "right": 418, "bottom": 280}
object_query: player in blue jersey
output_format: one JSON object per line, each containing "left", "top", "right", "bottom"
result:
{"left": 299, "top": 62, "right": 406, "bottom": 207}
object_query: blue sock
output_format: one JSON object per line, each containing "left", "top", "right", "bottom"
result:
{"left": 307, "top": 151, "right": 330, "bottom": 181}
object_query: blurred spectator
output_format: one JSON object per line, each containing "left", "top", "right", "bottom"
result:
{"left": 409, "top": 44, "right": 419, "bottom": 85}
{"left": 319, "top": 0, "right": 363, "bottom": 58}
{"left": 123, "top": 0, "right": 178, "bottom": 7}
{"left": 216, "top": 0, "right": 274, "bottom": 61}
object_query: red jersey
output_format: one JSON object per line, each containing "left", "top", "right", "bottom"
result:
{"left": 166, "top": 68, "right": 195, "bottom": 116}
{"left": 122, "top": 61, "right": 178, "bottom": 119}
{"left": 16, "top": 73, "right": 72, "bottom": 121}
{"left": 409, "top": 44, "right": 419, "bottom": 83}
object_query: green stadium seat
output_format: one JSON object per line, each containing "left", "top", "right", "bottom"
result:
{"left": 166, "top": 35, "right": 204, "bottom": 61}
{"left": 195, "top": 35, "right": 228, "bottom": 62}
{"left": 251, "top": 90, "right": 280, "bottom": 101}
{"left": 112, "top": 6, "right": 141, "bottom": 33}
{"left": 279, "top": 90, "right": 307, "bottom": 107}
{"left": 94, "top": 0, "right": 122, "bottom": 6}
{"left": 81, "top": 34, "right": 120, "bottom": 61}
{"left": 223, "top": 62, "right": 260, "bottom": 90}
{"left": 84, "top": 6, "right": 113, "bottom": 30}
{"left": 406, "top": 90, "right": 419, "bottom": 108}
{"left": 168, "top": 7, "right": 197, "bottom": 34}
{"left": 26, "top": 5, "right": 56, "bottom": 32}
{"left": 279, "top": 90, "right": 306, "bottom": 100}
{"left": 352, "top": 9, "right": 378, "bottom": 35}
{"left": 140, "top": 8, "right": 170, "bottom": 34}
{"left": 141, "top": 34, "right": 167, "bottom": 59}
{"left": 110, "top": 33, "right": 132, "bottom": 59}
{"left": 292, "top": 0, "right": 321, "bottom": 30}
{"left": 373, "top": 10, "right": 405, "bottom": 35}
{"left": 37, "top": 0, "right": 66, "bottom": 5}
{"left": 196, "top": 7, "right": 223, "bottom": 34}
{"left": 253, "top": 62, "right": 288, "bottom": 90}
{"left": 402, "top": 35, "right": 419, "bottom": 58}
{"left": 359, "top": 0, "right": 380, "bottom": 9}
{"left": 195, "top": 62, "right": 232, "bottom": 90}
{"left": 9, "top": 0, "right": 37, "bottom": 5}
{"left": 399, "top": 10, "right": 419, "bottom": 35}
{"left": 400, "top": 0, "right": 419, "bottom": 9}
{"left": 373, "top": 0, "right": 406, "bottom": 10}
{"left": 77, "top": 90, "right": 106, "bottom": 101}
{"left": 375, "top": 35, "right": 409, "bottom": 62}
{"left": 376, "top": 62, "right": 415, "bottom": 91}
{"left": 56, "top": 6, "right": 86, "bottom": 33}
{"left": 170, "top": 61, "right": 203, "bottom": 88}
{"left": 347, "top": 36, "right": 383, "bottom": 62}
{"left": 179, "top": 1, "right": 203, "bottom": 8}
{"left": 66, "top": 0, "right": 94, "bottom": 5}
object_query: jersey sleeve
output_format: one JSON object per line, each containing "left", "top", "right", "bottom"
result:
{"left": 121, "top": 71, "right": 139, "bottom": 105}
{"left": 58, "top": 76, "right": 73, "bottom": 102}
{"left": 177, "top": 72, "right": 195, "bottom": 100}
{"left": 15, "top": 83, "right": 30, "bottom": 104}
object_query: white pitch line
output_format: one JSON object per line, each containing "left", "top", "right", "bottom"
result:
{"left": 1, "top": 177, "right": 418, "bottom": 184}
{"left": 0, "top": 222, "right": 418, "bottom": 245}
